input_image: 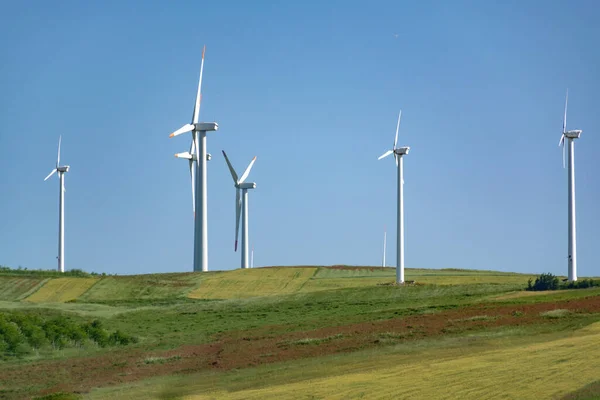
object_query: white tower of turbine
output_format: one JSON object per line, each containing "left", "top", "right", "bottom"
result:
{"left": 222, "top": 151, "right": 257, "bottom": 269}
{"left": 378, "top": 110, "right": 409, "bottom": 284}
{"left": 558, "top": 90, "right": 582, "bottom": 282}
{"left": 44, "top": 136, "right": 70, "bottom": 273}
{"left": 382, "top": 225, "right": 387, "bottom": 268}
{"left": 169, "top": 46, "right": 219, "bottom": 272}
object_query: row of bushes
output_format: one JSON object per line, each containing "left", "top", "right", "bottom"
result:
{"left": 526, "top": 273, "right": 600, "bottom": 291}
{"left": 0, "top": 265, "right": 116, "bottom": 277}
{"left": 0, "top": 312, "right": 137, "bottom": 357}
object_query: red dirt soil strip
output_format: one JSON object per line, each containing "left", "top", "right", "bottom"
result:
{"left": 2, "top": 296, "right": 600, "bottom": 399}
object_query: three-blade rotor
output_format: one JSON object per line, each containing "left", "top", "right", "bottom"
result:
{"left": 170, "top": 46, "right": 206, "bottom": 216}
{"left": 559, "top": 90, "right": 568, "bottom": 168}
{"left": 222, "top": 151, "right": 257, "bottom": 252}
{"left": 378, "top": 110, "right": 402, "bottom": 166}
{"left": 169, "top": 46, "right": 206, "bottom": 139}
{"left": 44, "top": 135, "right": 62, "bottom": 181}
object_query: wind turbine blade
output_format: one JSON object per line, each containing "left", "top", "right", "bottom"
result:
{"left": 169, "top": 124, "right": 194, "bottom": 138}
{"left": 192, "top": 45, "right": 206, "bottom": 124}
{"left": 395, "top": 153, "right": 398, "bottom": 167}
{"left": 563, "top": 89, "right": 568, "bottom": 133}
{"left": 44, "top": 169, "right": 57, "bottom": 181}
{"left": 562, "top": 139, "right": 566, "bottom": 169}
{"left": 57, "top": 135, "right": 62, "bottom": 167}
{"left": 235, "top": 188, "right": 241, "bottom": 251}
{"left": 238, "top": 156, "right": 256, "bottom": 184}
{"left": 222, "top": 150, "right": 239, "bottom": 184}
{"left": 394, "top": 110, "right": 402, "bottom": 150}
{"left": 175, "top": 152, "right": 193, "bottom": 160}
{"left": 378, "top": 150, "right": 393, "bottom": 160}
{"left": 189, "top": 158, "right": 196, "bottom": 216}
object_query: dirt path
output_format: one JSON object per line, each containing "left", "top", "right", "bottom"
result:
{"left": 2, "top": 295, "right": 600, "bottom": 399}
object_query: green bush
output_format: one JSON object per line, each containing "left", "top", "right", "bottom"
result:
{"left": 562, "top": 279, "right": 600, "bottom": 289}
{"left": 527, "top": 273, "right": 559, "bottom": 291}
{"left": 526, "top": 274, "right": 600, "bottom": 291}
{"left": 0, "top": 312, "right": 137, "bottom": 357}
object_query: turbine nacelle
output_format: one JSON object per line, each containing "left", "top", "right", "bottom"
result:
{"left": 195, "top": 122, "right": 219, "bottom": 132}
{"left": 175, "top": 152, "right": 212, "bottom": 161}
{"left": 394, "top": 147, "right": 410, "bottom": 156}
{"left": 168, "top": 122, "right": 219, "bottom": 138}
{"left": 57, "top": 166, "right": 70, "bottom": 173}
{"left": 238, "top": 182, "right": 256, "bottom": 190}
{"left": 564, "top": 130, "right": 582, "bottom": 139}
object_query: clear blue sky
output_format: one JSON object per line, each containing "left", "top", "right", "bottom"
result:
{"left": 1, "top": 0, "right": 598, "bottom": 276}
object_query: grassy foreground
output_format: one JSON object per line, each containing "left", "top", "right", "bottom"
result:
{"left": 0, "top": 266, "right": 598, "bottom": 400}
{"left": 88, "top": 321, "right": 600, "bottom": 400}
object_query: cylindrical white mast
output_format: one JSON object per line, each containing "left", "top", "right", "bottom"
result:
{"left": 58, "top": 171, "right": 65, "bottom": 273}
{"left": 397, "top": 156, "right": 404, "bottom": 284}
{"left": 241, "top": 189, "right": 249, "bottom": 269}
{"left": 193, "top": 130, "right": 209, "bottom": 272}
{"left": 568, "top": 138, "right": 577, "bottom": 281}
{"left": 382, "top": 228, "right": 387, "bottom": 268}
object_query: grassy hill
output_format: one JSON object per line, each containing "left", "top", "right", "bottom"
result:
{"left": 0, "top": 266, "right": 598, "bottom": 400}
{"left": 0, "top": 266, "right": 539, "bottom": 304}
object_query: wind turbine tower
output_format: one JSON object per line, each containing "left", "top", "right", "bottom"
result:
{"left": 169, "top": 46, "right": 219, "bottom": 272}
{"left": 382, "top": 225, "right": 387, "bottom": 268}
{"left": 558, "top": 90, "right": 582, "bottom": 282}
{"left": 222, "top": 151, "right": 257, "bottom": 269}
{"left": 44, "top": 136, "right": 70, "bottom": 273}
{"left": 378, "top": 110, "right": 410, "bottom": 284}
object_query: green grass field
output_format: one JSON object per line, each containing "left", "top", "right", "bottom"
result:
{"left": 0, "top": 266, "right": 597, "bottom": 400}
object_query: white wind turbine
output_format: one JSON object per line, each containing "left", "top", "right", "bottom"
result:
{"left": 44, "top": 136, "right": 70, "bottom": 273}
{"left": 222, "top": 151, "right": 257, "bottom": 269}
{"left": 169, "top": 45, "right": 219, "bottom": 272}
{"left": 558, "top": 89, "right": 582, "bottom": 282}
{"left": 378, "top": 110, "right": 410, "bottom": 284}
{"left": 382, "top": 225, "right": 387, "bottom": 268}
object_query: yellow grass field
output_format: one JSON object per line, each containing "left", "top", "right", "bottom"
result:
{"left": 188, "top": 267, "right": 536, "bottom": 299}
{"left": 188, "top": 267, "right": 318, "bottom": 299}
{"left": 181, "top": 322, "right": 600, "bottom": 400}
{"left": 25, "top": 277, "right": 99, "bottom": 303}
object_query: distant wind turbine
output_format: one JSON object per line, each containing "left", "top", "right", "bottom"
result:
{"left": 44, "top": 136, "right": 70, "bottom": 273}
{"left": 222, "top": 151, "right": 257, "bottom": 269}
{"left": 378, "top": 110, "right": 410, "bottom": 284}
{"left": 169, "top": 45, "right": 219, "bottom": 272}
{"left": 558, "top": 89, "right": 582, "bottom": 282}
{"left": 382, "top": 225, "right": 387, "bottom": 267}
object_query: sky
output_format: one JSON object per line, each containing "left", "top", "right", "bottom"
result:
{"left": 0, "top": 0, "right": 598, "bottom": 277}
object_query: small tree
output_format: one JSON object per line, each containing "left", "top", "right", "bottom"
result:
{"left": 528, "top": 273, "right": 559, "bottom": 291}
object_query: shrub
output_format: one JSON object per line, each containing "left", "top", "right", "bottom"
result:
{"left": 527, "top": 273, "right": 559, "bottom": 291}
{"left": 526, "top": 273, "right": 600, "bottom": 291}
{"left": 0, "top": 312, "right": 137, "bottom": 357}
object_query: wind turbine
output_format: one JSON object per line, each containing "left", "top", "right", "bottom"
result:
{"left": 382, "top": 225, "right": 387, "bottom": 268}
{"left": 169, "top": 45, "right": 219, "bottom": 272}
{"left": 44, "top": 136, "right": 70, "bottom": 273}
{"left": 378, "top": 110, "right": 410, "bottom": 284}
{"left": 222, "top": 150, "right": 257, "bottom": 269}
{"left": 558, "top": 89, "right": 582, "bottom": 282}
